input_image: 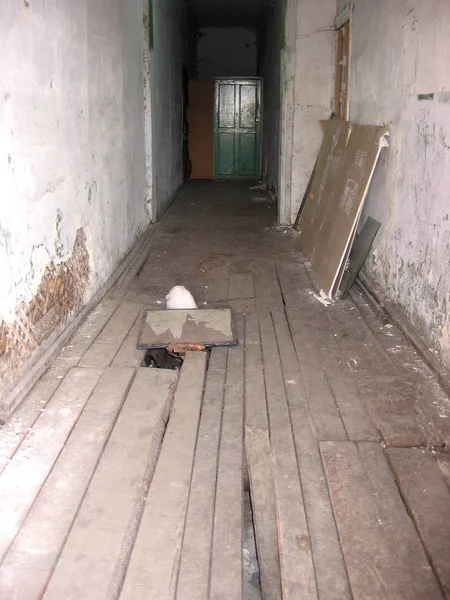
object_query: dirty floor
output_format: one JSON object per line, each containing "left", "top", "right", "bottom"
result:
{"left": 1, "top": 181, "right": 450, "bottom": 600}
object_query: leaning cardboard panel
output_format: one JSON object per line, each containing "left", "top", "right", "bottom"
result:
{"left": 299, "top": 119, "right": 351, "bottom": 258}
{"left": 299, "top": 121, "right": 388, "bottom": 298}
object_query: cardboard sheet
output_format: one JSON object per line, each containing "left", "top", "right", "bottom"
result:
{"left": 298, "top": 120, "right": 388, "bottom": 298}
{"left": 137, "top": 308, "right": 237, "bottom": 349}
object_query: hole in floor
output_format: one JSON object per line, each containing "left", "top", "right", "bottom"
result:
{"left": 244, "top": 490, "right": 262, "bottom": 600}
{"left": 142, "top": 348, "right": 184, "bottom": 370}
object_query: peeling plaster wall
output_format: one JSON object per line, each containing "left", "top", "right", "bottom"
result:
{"left": 282, "top": 0, "right": 336, "bottom": 224}
{"left": 348, "top": 0, "right": 450, "bottom": 365}
{"left": 259, "top": 0, "right": 283, "bottom": 194}
{"left": 197, "top": 27, "right": 258, "bottom": 78}
{"left": 151, "top": 0, "right": 186, "bottom": 218}
{"left": 0, "top": 0, "right": 148, "bottom": 323}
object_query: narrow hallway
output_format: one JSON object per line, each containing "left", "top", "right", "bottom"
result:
{"left": 1, "top": 182, "right": 449, "bottom": 599}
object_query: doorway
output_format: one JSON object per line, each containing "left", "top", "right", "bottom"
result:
{"left": 214, "top": 78, "right": 261, "bottom": 179}
{"left": 188, "top": 78, "right": 262, "bottom": 181}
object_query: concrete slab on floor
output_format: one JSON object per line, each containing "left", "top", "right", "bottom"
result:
{"left": 0, "top": 181, "right": 449, "bottom": 600}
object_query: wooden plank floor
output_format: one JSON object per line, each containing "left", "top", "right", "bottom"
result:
{"left": 1, "top": 181, "right": 450, "bottom": 600}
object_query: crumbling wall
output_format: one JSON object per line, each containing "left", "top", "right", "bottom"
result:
{"left": 348, "top": 0, "right": 450, "bottom": 367}
{"left": 0, "top": 0, "right": 149, "bottom": 398}
{"left": 0, "top": 229, "right": 90, "bottom": 395}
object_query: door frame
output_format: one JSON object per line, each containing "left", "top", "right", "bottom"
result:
{"left": 213, "top": 77, "right": 263, "bottom": 180}
{"left": 278, "top": 0, "right": 296, "bottom": 225}
{"left": 142, "top": 0, "right": 154, "bottom": 222}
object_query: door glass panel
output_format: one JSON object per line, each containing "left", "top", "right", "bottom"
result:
{"left": 218, "top": 84, "right": 236, "bottom": 128}
{"left": 239, "top": 85, "right": 257, "bottom": 129}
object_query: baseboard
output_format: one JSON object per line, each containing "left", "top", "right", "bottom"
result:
{"left": 355, "top": 271, "right": 450, "bottom": 398}
{"left": 0, "top": 225, "right": 156, "bottom": 421}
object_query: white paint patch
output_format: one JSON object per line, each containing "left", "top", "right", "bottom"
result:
{"left": 149, "top": 311, "right": 188, "bottom": 339}
{"left": 189, "top": 310, "right": 231, "bottom": 334}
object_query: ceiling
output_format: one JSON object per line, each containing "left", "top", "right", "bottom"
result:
{"left": 186, "top": 0, "right": 271, "bottom": 28}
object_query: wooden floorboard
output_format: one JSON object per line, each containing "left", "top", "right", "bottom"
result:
{"left": 58, "top": 297, "right": 122, "bottom": 363}
{"left": 321, "top": 296, "right": 426, "bottom": 447}
{"left": 78, "top": 302, "right": 143, "bottom": 368}
{"left": 281, "top": 262, "right": 377, "bottom": 440}
{"left": 205, "top": 265, "right": 230, "bottom": 303}
{"left": 2, "top": 184, "right": 450, "bottom": 600}
{"left": 0, "top": 367, "right": 135, "bottom": 600}
{"left": 229, "top": 273, "right": 255, "bottom": 300}
{"left": 120, "top": 352, "right": 207, "bottom": 600}
{"left": 321, "top": 441, "right": 443, "bottom": 600}
{"left": 43, "top": 368, "right": 177, "bottom": 600}
{"left": 271, "top": 307, "right": 352, "bottom": 600}
{"left": 254, "top": 262, "right": 284, "bottom": 309}
{"left": 176, "top": 347, "right": 227, "bottom": 600}
{"left": 209, "top": 321, "right": 244, "bottom": 600}
{"left": 351, "top": 288, "right": 450, "bottom": 447}
{"left": 279, "top": 300, "right": 348, "bottom": 442}
{"left": 258, "top": 307, "right": 318, "bottom": 600}
{"left": 0, "top": 297, "right": 121, "bottom": 475}
{"left": 0, "top": 371, "right": 64, "bottom": 476}
{"left": 0, "top": 367, "right": 102, "bottom": 564}
{"left": 388, "top": 447, "right": 450, "bottom": 597}
{"left": 277, "top": 261, "right": 377, "bottom": 442}
{"left": 244, "top": 310, "right": 282, "bottom": 600}
{"left": 111, "top": 309, "right": 146, "bottom": 368}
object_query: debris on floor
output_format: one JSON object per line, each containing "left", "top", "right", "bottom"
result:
{"left": 310, "top": 290, "right": 333, "bottom": 307}
{"left": 198, "top": 252, "right": 235, "bottom": 273}
{"left": 243, "top": 492, "right": 262, "bottom": 600}
{"left": 266, "top": 224, "right": 301, "bottom": 237}
{"left": 165, "top": 285, "right": 198, "bottom": 309}
{"left": 250, "top": 181, "right": 269, "bottom": 190}
{"left": 1, "top": 182, "right": 450, "bottom": 600}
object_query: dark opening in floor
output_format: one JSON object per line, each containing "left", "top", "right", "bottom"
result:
{"left": 142, "top": 348, "right": 184, "bottom": 370}
{"left": 244, "top": 490, "right": 262, "bottom": 600}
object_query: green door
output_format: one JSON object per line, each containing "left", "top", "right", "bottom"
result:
{"left": 214, "top": 79, "right": 261, "bottom": 179}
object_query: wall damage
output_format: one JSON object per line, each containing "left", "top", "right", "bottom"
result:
{"left": 347, "top": 0, "right": 450, "bottom": 369}
{"left": 0, "top": 228, "right": 90, "bottom": 396}
{"left": 0, "top": 0, "right": 150, "bottom": 400}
